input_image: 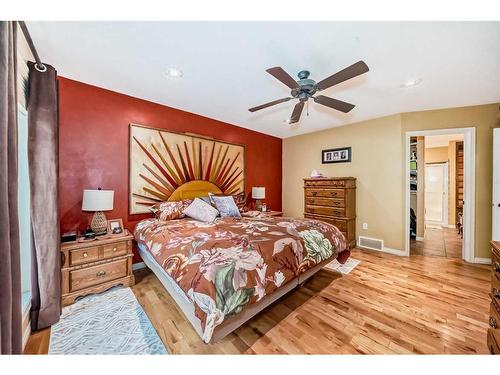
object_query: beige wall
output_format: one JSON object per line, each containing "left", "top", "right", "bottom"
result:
{"left": 282, "top": 103, "right": 499, "bottom": 259}
{"left": 425, "top": 146, "right": 448, "bottom": 163}
{"left": 283, "top": 114, "right": 404, "bottom": 250}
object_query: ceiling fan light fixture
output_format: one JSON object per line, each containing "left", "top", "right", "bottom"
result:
{"left": 401, "top": 78, "right": 422, "bottom": 88}
{"left": 166, "top": 67, "right": 183, "bottom": 79}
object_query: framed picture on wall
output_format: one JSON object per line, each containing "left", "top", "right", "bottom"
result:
{"left": 322, "top": 147, "right": 352, "bottom": 164}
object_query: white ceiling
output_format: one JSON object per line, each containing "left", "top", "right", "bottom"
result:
{"left": 26, "top": 21, "right": 500, "bottom": 138}
{"left": 425, "top": 134, "right": 464, "bottom": 148}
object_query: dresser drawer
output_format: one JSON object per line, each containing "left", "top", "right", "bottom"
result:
{"left": 492, "top": 248, "right": 500, "bottom": 283}
{"left": 490, "top": 299, "right": 500, "bottom": 330}
{"left": 103, "top": 240, "right": 128, "bottom": 259}
{"left": 487, "top": 329, "right": 500, "bottom": 354}
{"left": 304, "top": 213, "right": 347, "bottom": 231}
{"left": 305, "top": 197, "right": 345, "bottom": 208}
{"left": 304, "top": 179, "right": 345, "bottom": 187}
{"left": 69, "top": 246, "right": 99, "bottom": 266}
{"left": 305, "top": 188, "right": 345, "bottom": 199}
{"left": 69, "top": 258, "right": 128, "bottom": 292}
{"left": 305, "top": 205, "right": 345, "bottom": 217}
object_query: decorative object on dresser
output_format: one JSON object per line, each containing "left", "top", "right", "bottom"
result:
{"left": 252, "top": 186, "right": 266, "bottom": 211}
{"left": 303, "top": 177, "right": 356, "bottom": 249}
{"left": 488, "top": 241, "right": 500, "bottom": 354}
{"left": 82, "top": 188, "right": 114, "bottom": 235}
{"left": 322, "top": 147, "right": 352, "bottom": 164}
{"left": 60, "top": 232, "right": 135, "bottom": 306}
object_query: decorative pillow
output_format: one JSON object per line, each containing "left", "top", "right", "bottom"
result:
{"left": 232, "top": 192, "right": 247, "bottom": 212}
{"left": 210, "top": 195, "right": 241, "bottom": 217}
{"left": 183, "top": 198, "right": 219, "bottom": 223}
{"left": 150, "top": 199, "right": 192, "bottom": 221}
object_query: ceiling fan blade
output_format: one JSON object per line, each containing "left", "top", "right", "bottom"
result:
{"left": 314, "top": 95, "right": 355, "bottom": 113}
{"left": 266, "top": 67, "right": 299, "bottom": 89}
{"left": 316, "top": 60, "right": 369, "bottom": 91}
{"left": 248, "top": 97, "right": 292, "bottom": 112}
{"left": 289, "top": 101, "right": 305, "bottom": 123}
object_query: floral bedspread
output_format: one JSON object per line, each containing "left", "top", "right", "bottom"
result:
{"left": 134, "top": 216, "right": 346, "bottom": 342}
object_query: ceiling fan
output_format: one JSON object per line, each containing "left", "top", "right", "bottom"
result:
{"left": 248, "top": 60, "right": 369, "bottom": 123}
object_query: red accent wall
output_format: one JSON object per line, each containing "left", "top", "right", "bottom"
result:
{"left": 58, "top": 77, "right": 282, "bottom": 261}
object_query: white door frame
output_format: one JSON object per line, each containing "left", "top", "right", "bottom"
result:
{"left": 492, "top": 128, "right": 500, "bottom": 241}
{"left": 404, "top": 127, "right": 476, "bottom": 262}
{"left": 424, "top": 162, "right": 449, "bottom": 227}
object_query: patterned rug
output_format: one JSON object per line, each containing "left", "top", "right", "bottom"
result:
{"left": 325, "top": 257, "right": 361, "bottom": 275}
{"left": 49, "top": 287, "right": 167, "bottom": 355}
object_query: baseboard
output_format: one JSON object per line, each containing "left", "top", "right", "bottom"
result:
{"left": 415, "top": 236, "right": 424, "bottom": 242}
{"left": 132, "top": 261, "right": 146, "bottom": 271}
{"left": 22, "top": 303, "right": 31, "bottom": 351}
{"left": 358, "top": 244, "right": 405, "bottom": 256}
{"left": 472, "top": 257, "right": 491, "bottom": 265}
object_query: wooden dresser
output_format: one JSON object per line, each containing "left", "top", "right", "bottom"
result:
{"left": 61, "top": 233, "right": 135, "bottom": 306}
{"left": 303, "top": 177, "right": 356, "bottom": 249}
{"left": 488, "top": 241, "right": 500, "bottom": 354}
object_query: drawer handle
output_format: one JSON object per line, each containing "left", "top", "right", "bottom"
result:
{"left": 311, "top": 192, "right": 317, "bottom": 196}
{"left": 489, "top": 316, "right": 497, "bottom": 329}
{"left": 96, "top": 270, "right": 107, "bottom": 277}
{"left": 113, "top": 247, "right": 117, "bottom": 252}
{"left": 493, "top": 288, "right": 500, "bottom": 299}
{"left": 83, "top": 252, "right": 88, "bottom": 258}
{"left": 495, "top": 262, "right": 500, "bottom": 273}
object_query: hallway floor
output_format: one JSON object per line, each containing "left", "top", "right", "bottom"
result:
{"left": 410, "top": 225, "right": 462, "bottom": 258}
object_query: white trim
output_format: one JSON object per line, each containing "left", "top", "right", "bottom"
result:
{"left": 415, "top": 236, "right": 424, "bottom": 242}
{"left": 472, "top": 257, "right": 492, "bottom": 265}
{"left": 405, "top": 127, "right": 475, "bottom": 263}
{"left": 132, "top": 261, "right": 146, "bottom": 271}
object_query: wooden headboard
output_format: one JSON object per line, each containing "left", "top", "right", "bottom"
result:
{"left": 167, "top": 180, "right": 222, "bottom": 201}
{"left": 129, "top": 124, "right": 245, "bottom": 213}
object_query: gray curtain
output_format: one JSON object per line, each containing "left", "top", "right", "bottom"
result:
{"left": 0, "top": 21, "right": 22, "bottom": 354}
{"left": 28, "top": 61, "right": 61, "bottom": 330}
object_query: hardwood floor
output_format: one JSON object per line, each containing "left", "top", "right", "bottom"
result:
{"left": 24, "top": 248, "right": 491, "bottom": 354}
{"left": 410, "top": 226, "right": 463, "bottom": 258}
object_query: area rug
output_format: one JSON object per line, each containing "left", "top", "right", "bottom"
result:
{"left": 325, "top": 257, "right": 360, "bottom": 275}
{"left": 49, "top": 287, "right": 167, "bottom": 355}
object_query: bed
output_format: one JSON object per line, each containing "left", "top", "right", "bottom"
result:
{"left": 134, "top": 214, "right": 349, "bottom": 344}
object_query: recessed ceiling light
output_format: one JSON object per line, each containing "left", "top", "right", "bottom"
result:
{"left": 166, "top": 67, "right": 183, "bottom": 79}
{"left": 401, "top": 78, "right": 422, "bottom": 88}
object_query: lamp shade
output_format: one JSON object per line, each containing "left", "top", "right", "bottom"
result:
{"left": 82, "top": 189, "right": 114, "bottom": 211}
{"left": 252, "top": 187, "right": 266, "bottom": 200}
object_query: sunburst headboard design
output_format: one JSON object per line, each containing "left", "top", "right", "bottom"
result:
{"left": 129, "top": 124, "right": 245, "bottom": 214}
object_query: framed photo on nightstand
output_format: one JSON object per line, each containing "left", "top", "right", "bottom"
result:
{"left": 107, "top": 218, "right": 124, "bottom": 235}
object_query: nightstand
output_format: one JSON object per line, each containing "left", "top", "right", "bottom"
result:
{"left": 60, "top": 232, "right": 135, "bottom": 306}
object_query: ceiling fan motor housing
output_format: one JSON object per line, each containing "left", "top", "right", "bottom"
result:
{"left": 292, "top": 71, "right": 317, "bottom": 100}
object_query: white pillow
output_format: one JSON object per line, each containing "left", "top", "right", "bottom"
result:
{"left": 183, "top": 198, "right": 219, "bottom": 223}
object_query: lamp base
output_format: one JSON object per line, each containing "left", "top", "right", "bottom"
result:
{"left": 90, "top": 211, "right": 108, "bottom": 235}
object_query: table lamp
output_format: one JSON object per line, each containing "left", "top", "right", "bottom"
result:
{"left": 252, "top": 187, "right": 266, "bottom": 211}
{"left": 82, "top": 188, "right": 114, "bottom": 235}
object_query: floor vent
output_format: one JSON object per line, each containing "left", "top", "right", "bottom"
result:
{"left": 358, "top": 236, "right": 384, "bottom": 251}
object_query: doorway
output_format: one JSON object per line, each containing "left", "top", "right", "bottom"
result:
{"left": 405, "top": 128, "right": 475, "bottom": 262}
